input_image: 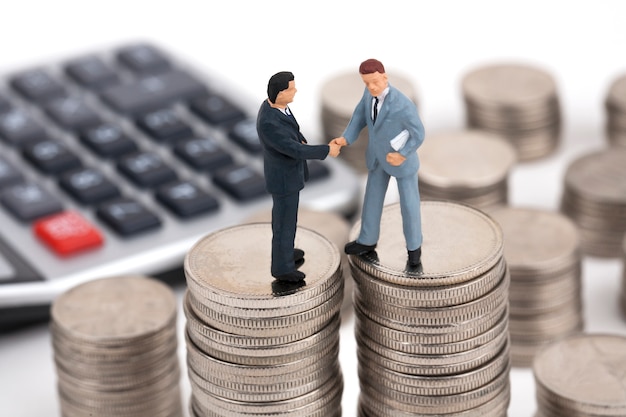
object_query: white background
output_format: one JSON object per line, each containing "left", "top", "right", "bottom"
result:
{"left": 1, "top": 1, "right": 626, "bottom": 416}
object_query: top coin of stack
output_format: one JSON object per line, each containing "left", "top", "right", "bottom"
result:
{"left": 349, "top": 201, "right": 511, "bottom": 417}
{"left": 533, "top": 333, "right": 626, "bottom": 417}
{"left": 242, "top": 207, "right": 353, "bottom": 317}
{"left": 560, "top": 147, "right": 626, "bottom": 257}
{"left": 604, "top": 72, "right": 626, "bottom": 146}
{"left": 319, "top": 69, "right": 420, "bottom": 173}
{"left": 183, "top": 223, "right": 344, "bottom": 417}
{"left": 50, "top": 275, "right": 183, "bottom": 417}
{"left": 461, "top": 62, "right": 561, "bottom": 161}
{"left": 418, "top": 129, "right": 517, "bottom": 209}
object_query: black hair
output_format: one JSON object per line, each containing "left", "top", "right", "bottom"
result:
{"left": 267, "top": 71, "right": 294, "bottom": 103}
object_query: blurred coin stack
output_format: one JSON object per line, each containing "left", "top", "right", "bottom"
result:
{"left": 418, "top": 130, "right": 517, "bottom": 209}
{"left": 560, "top": 148, "right": 626, "bottom": 257}
{"left": 621, "top": 234, "right": 626, "bottom": 317}
{"left": 183, "top": 223, "right": 344, "bottom": 417}
{"left": 488, "top": 206, "right": 584, "bottom": 367}
{"left": 533, "top": 333, "right": 626, "bottom": 416}
{"left": 461, "top": 63, "right": 561, "bottom": 161}
{"left": 320, "top": 70, "right": 420, "bottom": 173}
{"left": 50, "top": 275, "right": 183, "bottom": 417}
{"left": 349, "top": 201, "right": 511, "bottom": 417}
{"left": 604, "top": 72, "right": 626, "bottom": 146}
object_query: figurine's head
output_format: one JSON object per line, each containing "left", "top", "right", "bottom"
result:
{"left": 359, "top": 59, "right": 388, "bottom": 97}
{"left": 267, "top": 71, "right": 296, "bottom": 106}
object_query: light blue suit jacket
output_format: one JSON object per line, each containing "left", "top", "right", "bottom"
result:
{"left": 342, "top": 84, "right": 425, "bottom": 178}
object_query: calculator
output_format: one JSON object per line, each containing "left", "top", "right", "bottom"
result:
{"left": 0, "top": 42, "right": 361, "bottom": 329}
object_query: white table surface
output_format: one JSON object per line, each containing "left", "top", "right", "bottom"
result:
{"left": 1, "top": 1, "right": 626, "bottom": 416}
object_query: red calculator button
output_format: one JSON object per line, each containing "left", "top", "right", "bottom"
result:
{"left": 34, "top": 211, "right": 104, "bottom": 256}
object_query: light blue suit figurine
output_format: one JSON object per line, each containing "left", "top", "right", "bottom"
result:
{"left": 332, "top": 58, "right": 425, "bottom": 266}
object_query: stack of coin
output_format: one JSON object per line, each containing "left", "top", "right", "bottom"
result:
{"left": 488, "top": 206, "right": 584, "bottom": 367}
{"left": 320, "top": 70, "right": 420, "bottom": 173}
{"left": 349, "top": 201, "right": 511, "bottom": 416}
{"left": 533, "top": 333, "right": 626, "bottom": 416}
{"left": 243, "top": 207, "right": 353, "bottom": 317}
{"left": 621, "top": 234, "right": 626, "bottom": 317}
{"left": 50, "top": 275, "right": 183, "bottom": 417}
{"left": 183, "top": 223, "right": 344, "bottom": 417}
{"left": 560, "top": 147, "right": 626, "bottom": 257}
{"left": 604, "top": 72, "right": 626, "bottom": 146}
{"left": 418, "top": 130, "right": 517, "bottom": 209}
{"left": 461, "top": 63, "right": 561, "bottom": 161}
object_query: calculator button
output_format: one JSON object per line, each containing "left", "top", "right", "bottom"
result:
{"left": 33, "top": 211, "right": 104, "bottom": 256}
{"left": 0, "top": 157, "right": 23, "bottom": 189}
{"left": 228, "top": 119, "right": 262, "bottom": 154}
{"left": 22, "top": 139, "right": 82, "bottom": 175}
{"left": 100, "top": 70, "right": 208, "bottom": 116}
{"left": 80, "top": 124, "right": 138, "bottom": 158}
{"left": 212, "top": 165, "right": 266, "bottom": 201}
{"left": 117, "top": 44, "right": 171, "bottom": 74}
{"left": 10, "top": 69, "right": 66, "bottom": 102}
{"left": 0, "top": 182, "right": 63, "bottom": 221}
{"left": 65, "top": 56, "right": 120, "bottom": 90}
{"left": 173, "top": 136, "right": 234, "bottom": 172}
{"left": 59, "top": 167, "right": 121, "bottom": 205}
{"left": 43, "top": 96, "right": 101, "bottom": 131}
{"left": 96, "top": 197, "right": 161, "bottom": 236}
{"left": 155, "top": 180, "right": 219, "bottom": 218}
{"left": 0, "top": 109, "right": 48, "bottom": 147}
{"left": 189, "top": 94, "right": 246, "bottom": 126}
{"left": 117, "top": 151, "right": 177, "bottom": 188}
{"left": 137, "top": 108, "right": 193, "bottom": 142}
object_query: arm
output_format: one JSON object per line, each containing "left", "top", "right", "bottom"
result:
{"left": 341, "top": 90, "right": 369, "bottom": 144}
{"left": 258, "top": 117, "right": 329, "bottom": 161}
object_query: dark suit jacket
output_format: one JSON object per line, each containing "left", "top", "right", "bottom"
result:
{"left": 256, "top": 100, "right": 329, "bottom": 195}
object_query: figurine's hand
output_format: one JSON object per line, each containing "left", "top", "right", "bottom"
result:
{"left": 328, "top": 143, "right": 341, "bottom": 157}
{"left": 386, "top": 152, "right": 406, "bottom": 166}
{"left": 330, "top": 137, "right": 348, "bottom": 147}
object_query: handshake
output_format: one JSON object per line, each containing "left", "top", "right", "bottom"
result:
{"left": 327, "top": 137, "right": 347, "bottom": 158}
{"left": 326, "top": 136, "right": 407, "bottom": 166}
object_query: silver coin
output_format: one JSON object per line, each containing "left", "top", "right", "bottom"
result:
{"left": 359, "top": 381, "right": 510, "bottom": 417}
{"left": 51, "top": 275, "right": 177, "bottom": 343}
{"left": 351, "top": 257, "right": 507, "bottom": 308}
{"left": 185, "top": 223, "right": 341, "bottom": 309}
{"left": 417, "top": 130, "right": 516, "bottom": 209}
{"left": 355, "top": 306, "right": 508, "bottom": 356}
{"left": 561, "top": 148, "right": 626, "bottom": 257}
{"left": 462, "top": 63, "right": 558, "bottom": 108}
{"left": 359, "top": 364, "right": 509, "bottom": 414}
{"left": 348, "top": 201, "right": 504, "bottom": 285}
{"left": 533, "top": 333, "right": 626, "bottom": 415}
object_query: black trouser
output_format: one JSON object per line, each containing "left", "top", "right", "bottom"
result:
{"left": 270, "top": 192, "right": 299, "bottom": 276}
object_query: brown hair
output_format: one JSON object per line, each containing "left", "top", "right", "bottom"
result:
{"left": 359, "top": 59, "right": 385, "bottom": 75}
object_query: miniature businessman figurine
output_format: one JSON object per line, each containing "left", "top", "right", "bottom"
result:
{"left": 257, "top": 71, "right": 341, "bottom": 282}
{"left": 331, "top": 59, "right": 425, "bottom": 266}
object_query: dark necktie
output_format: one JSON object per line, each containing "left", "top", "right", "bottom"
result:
{"left": 373, "top": 96, "right": 379, "bottom": 124}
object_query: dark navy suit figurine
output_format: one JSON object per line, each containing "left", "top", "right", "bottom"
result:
{"left": 257, "top": 71, "right": 341, "bottom": 282}
{"left": 331, "top": 59, "right": 425, "bottom": 267}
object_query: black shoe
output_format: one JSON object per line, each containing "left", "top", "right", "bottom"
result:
{"left": 408, "top": 247, "right": 421, "bottom": 267}
{"left": 273, "top": 270, "right": 305, "bottom": 282}
{"left": 272, "top": 279, "right": 306, "bottom": 296}
{"left": 294, "top": 248, "right": 305, "bottom": 268}
{"left": 344, "top": 241, "right": 377, "bottom": 255}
